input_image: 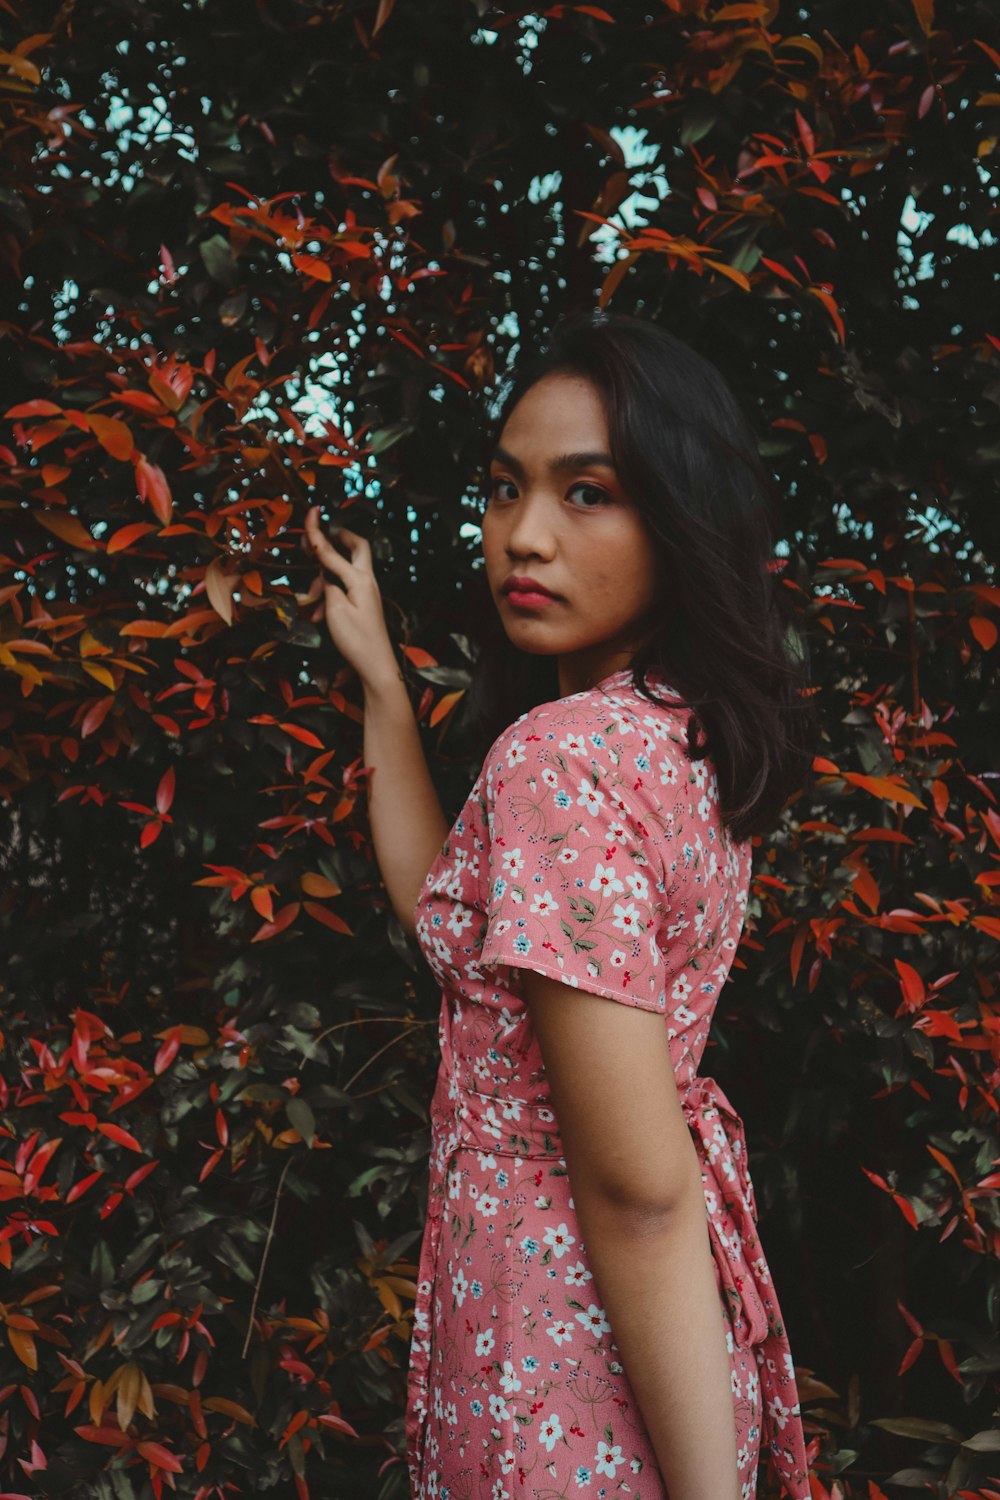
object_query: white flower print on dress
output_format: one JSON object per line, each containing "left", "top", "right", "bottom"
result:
{"left": 499, "top": 847, "right": 525, "bottom": 877}
{"left": 539, "top": 1412, "right": 563, "bottom": 1451}
{"left": 575, "top": 1304, "right": 611, "bottom": 1337}
{"left": 576, "top": 780, "right": 605, "bottom": 817}
{"left": 543, "top": 1223, "right": 576, "bottom": 1257}
{"left": 406, "top": 665, "right": 813, "bottom": 1500}
{"left": 546, "top": 1318, "right": 574, "bottom": 1346}
{"left": 595, "top": 1440, "right": 625, "bottom": 1476}
{"left": 530, "top": 889, "right": 559, "bottom": 917}
{"left": 590, "top": 862, "right": 625, "bottom": 896}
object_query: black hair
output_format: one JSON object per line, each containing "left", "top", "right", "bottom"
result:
{"left": 459, "top": 307, "right": 820, "bottom": 844}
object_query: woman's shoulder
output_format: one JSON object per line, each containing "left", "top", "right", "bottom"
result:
{"left": 480, "top": 672, "right": 692, "bottom": 794}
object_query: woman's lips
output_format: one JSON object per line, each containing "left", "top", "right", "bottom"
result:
{"left": 504, "top": 588, "right": 561, "bottom": 609}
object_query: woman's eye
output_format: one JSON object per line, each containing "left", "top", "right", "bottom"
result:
{"left": 485, "top": 479, "right": 611, "bottom": 507}
{"left": 568, "top": 483, "right": 610, "bottom": 509}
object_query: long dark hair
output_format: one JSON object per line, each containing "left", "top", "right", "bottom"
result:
{"left": 459, "top": 308, "right": 820, "bottom": 844}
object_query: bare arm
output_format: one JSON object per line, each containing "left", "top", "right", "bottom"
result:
{"left": 304, "top": 507, "right": 449, "bottom": 935}
{"left": 521, "top": 969, "right": 742, "bottom": 1500}
{"left": 362, "top": 661, "right": 450, "bottom": 937}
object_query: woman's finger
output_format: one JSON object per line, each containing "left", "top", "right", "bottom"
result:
{"left": 306, "top": 511, "right": 352, "bottom": 580}
{"left": 330, "top": 524, "right": 373, "bottom": 573}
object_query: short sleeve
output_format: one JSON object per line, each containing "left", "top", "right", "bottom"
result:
{"left": 478, "top": 710, "right": 683, "bottom": 1013}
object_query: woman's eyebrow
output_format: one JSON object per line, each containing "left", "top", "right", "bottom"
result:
{"left": 491, "top": 444, "right": 616, "bottom": 476}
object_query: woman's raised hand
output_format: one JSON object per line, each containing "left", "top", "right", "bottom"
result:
{"left": 304, "top": 505, "right": 397, "bottom": 687}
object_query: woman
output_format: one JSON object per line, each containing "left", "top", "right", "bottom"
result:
{"left": 305, "top": 309, "right": 819, "bottom": 1500}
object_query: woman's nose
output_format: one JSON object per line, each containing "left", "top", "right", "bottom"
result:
{"left": 504, "top": 494, "right": 557, "bottom": 558}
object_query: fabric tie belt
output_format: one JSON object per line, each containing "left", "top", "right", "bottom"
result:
{"left": 405, "top": 1070, "right": 810, "bottom": 1499}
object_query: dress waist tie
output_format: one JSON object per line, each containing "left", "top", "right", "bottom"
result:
{"left": 405, "top": 1071, "right": 810, "bottom": 1499}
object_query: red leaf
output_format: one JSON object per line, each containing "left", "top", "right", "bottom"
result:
{"left": 124, "top": 1160, "right": 159, "bottom": 1191}
{"left": 140, "top": 820, "right": 163, "bottom": 848}
{"left": 154, "top": 1035, "right": 180, "bottom": 1075}
{"left": 5, "top": 400, "right": 63, "bottom": 418}
{"left": 894, "top": 958, "right": 925, "bottom": 1010}
{"left": 304, "top": 901, "right": 354, "bottom": 936}
{"left": 95, "top": 1122, "right": 143, "bottom": 1153}
{"left": 134, "top": 457, "right": 173, "bottom": 524}
{"left": 136, "top": 1441, "right": 184, "bottom": 1473}
{"left": 156, "top": 765, "right": 175, "bottom": 815}
{"left": 279, "top": 722, "right": 324, "bottom": 749}
{"left": 794, "top": 107, "right": 815, "bottom": 156}
{"left": 892, "top": 1192, "right": 919, "bottom": 1229}
{"left": 74, "top": 1425, "right": 133, "bottom": 1447}
{"left": 66, "top": 1169, "right": 104, "bottom": 1203}
{"left": 251, "top": 902, "right": 301, "bottom": 942}
{"left": 80, "top": 696, "right": 115, "bottom": 739}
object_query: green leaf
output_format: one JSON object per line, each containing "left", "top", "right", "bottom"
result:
{"left": 199, "top": 233, "right": 238, "bottom": 286}
{"left": 287, "top": 1096, "right": 316, "bottom": 1143}
{"left": 871, "top": 1417, "right": 964, "bottom": 1441}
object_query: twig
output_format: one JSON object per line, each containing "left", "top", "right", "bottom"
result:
{"left": 242, "top": 1154, "right": 294, "bottom": 1360}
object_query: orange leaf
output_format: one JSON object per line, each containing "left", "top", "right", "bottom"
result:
{"left": 86, "top": 413, "right": 134, "bottom": 461}
{"left": 429, "top": 689, "right": 464, "bottom": 727}
{"left": 842, "top": 772, "right": 925, "bottom": 808}
{"left": 134, "top": 457, "right": 173, "bottom": 525}
{"left": 701, "top": 258, "right": 751, "bottom": 291}
{"left": 120, "top": 620, "right": 168, "bottom": 638}
{"left": 970, "top": 615, "right": 997, "bottom": 649}
{"left": 292, "top": 253, "right": 333, "bottom": 282}
{"left": 6, "top": 399, "right": 62, "bottom": 417}
{"left": 204, "top": 557, "right": 236, "bottom": 625}
{"left": 301, "top": 872, "right": 341, "bottom": 898}
{"left": 107, "top": 522, "right": 158, "bottom": 554}
{"left": 926, "top": 1144, "right": 962, "bottom": 1189}
{"left": 251, "top": 886, "right": 275, "bottom": 921}
{"left": 304, "top": 901, "right": 353, "bottom": 936}
{"left": 202, "top": 1397, "right": 256, "bottom": 1425}
{"left": 34, "top": 509, "right": 99, "bottom": 551}
{"left": 912, "top": 0, "right": 934, "bottom": 33}
{"left": 8, "top": 1327, "right": 37, "bottom": 1370}
{"left": 401, "top": 646, "right": 438, "bottom": 668}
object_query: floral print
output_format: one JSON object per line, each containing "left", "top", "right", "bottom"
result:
{"left": 406, "top": 665, "right": 811, "bottom": 1499}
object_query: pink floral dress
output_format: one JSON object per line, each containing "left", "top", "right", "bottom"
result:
{"left": 406, "top": 665, "right": 811, "bottom": 1500}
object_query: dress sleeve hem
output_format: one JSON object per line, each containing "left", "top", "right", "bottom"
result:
{"left": 478, "top": 944, "right": 667, "bottom": 1014}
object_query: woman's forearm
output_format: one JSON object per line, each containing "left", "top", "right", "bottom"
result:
{"left": 574, "top": 1182, "right": 742, "bottom": 1500}
{"left": 361, "top": 662, "right": 450, "bottom": 936}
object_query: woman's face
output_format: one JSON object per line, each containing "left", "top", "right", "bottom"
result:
{"left": 481, "top": 371, "right": 661, "bottom": 698}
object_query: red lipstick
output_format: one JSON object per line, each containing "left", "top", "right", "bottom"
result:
{"left": 502, "top": 574, "right": 561, "bottom": 609}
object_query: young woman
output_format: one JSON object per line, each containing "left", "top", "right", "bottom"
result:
{"left": 305, "top": 310, "right": 819, "bottom": 1500}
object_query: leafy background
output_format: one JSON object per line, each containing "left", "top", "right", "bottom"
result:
{"left": 1, "top": 0, "right": 999, "bottom": 1496}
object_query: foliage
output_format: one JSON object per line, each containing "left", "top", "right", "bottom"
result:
{"left": 1, "top": 0, "right": 999, "bottom": 1496}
